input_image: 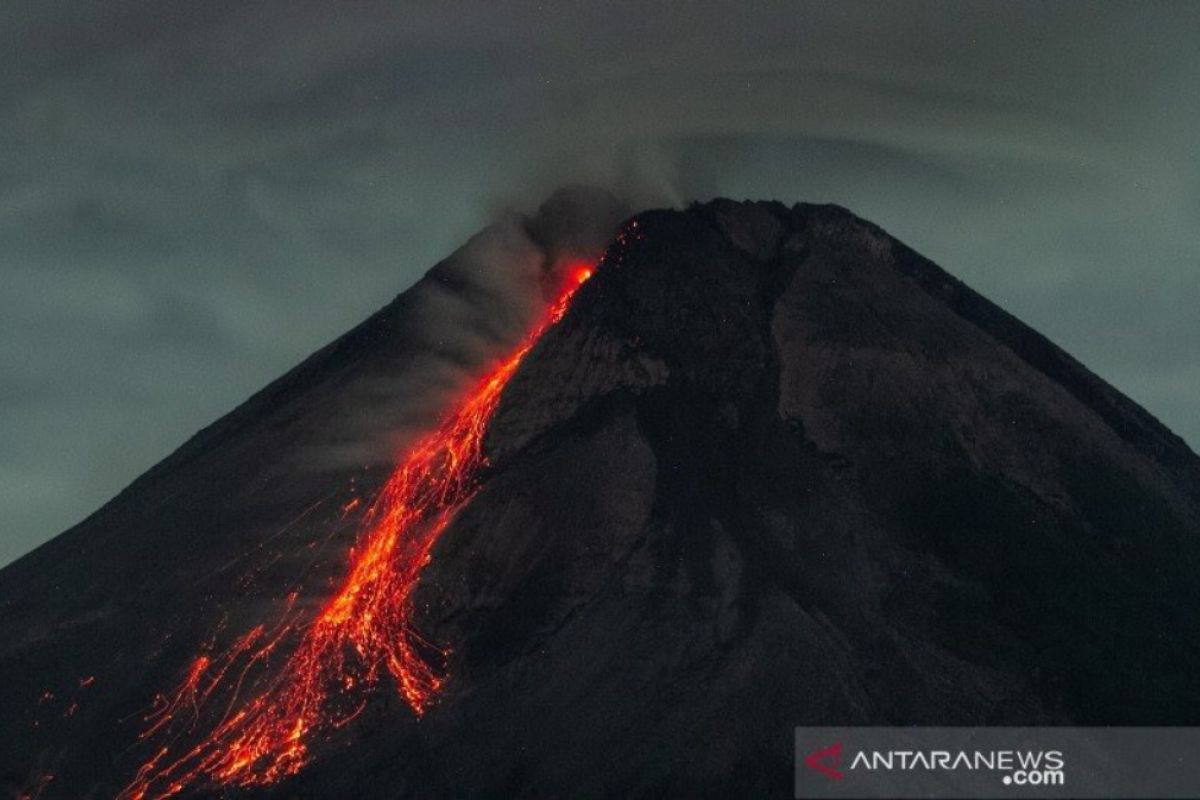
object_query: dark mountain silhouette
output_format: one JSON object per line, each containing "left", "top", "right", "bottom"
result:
{"left": 2, "top": 199, "right": 1199, "bottom": 799}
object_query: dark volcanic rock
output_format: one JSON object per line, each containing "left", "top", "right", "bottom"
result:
{"left": 2, "top": 200, "right": 1199, "bottom": 799}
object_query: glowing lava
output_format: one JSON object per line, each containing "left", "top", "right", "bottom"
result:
{"left": 119, "top": 262, "right": 595, "bottom": 800}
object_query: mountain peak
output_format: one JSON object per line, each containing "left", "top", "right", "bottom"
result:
{"left": 3, "top": 198, "right": 1198, "bottom": 799}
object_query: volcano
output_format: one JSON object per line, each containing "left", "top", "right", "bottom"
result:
{"left": 3, "top": 197, "right": 1199, "bottom": 799}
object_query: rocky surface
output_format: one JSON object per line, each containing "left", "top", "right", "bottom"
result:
{"left": 2, "top": 200, "right": 1199, "bottom": 799}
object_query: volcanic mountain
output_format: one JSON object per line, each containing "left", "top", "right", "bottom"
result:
{"left": 2, "top": 196, "right": 1199, "bottom": 799}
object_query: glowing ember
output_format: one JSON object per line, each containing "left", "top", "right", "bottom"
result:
{"left": 119, "top": 262, "right": 595, "bottom": 800}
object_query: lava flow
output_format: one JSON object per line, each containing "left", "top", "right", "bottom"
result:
{"left": 119, "top": 262, "right": 595, "bottom": 800}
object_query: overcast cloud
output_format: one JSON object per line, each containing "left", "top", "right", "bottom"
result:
{"left": 1, "top": 1, "right": 1197, "bottom": 565}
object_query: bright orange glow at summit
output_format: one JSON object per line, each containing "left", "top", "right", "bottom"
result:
{"left": 118, "top": 261, "right": 595, "bottom": 800}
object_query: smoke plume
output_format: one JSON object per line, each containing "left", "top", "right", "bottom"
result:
{"left": 306, "top": 186, "right": 633, "bottom": 471}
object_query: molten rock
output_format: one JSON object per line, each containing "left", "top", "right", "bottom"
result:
{"left": 2, "top": 200, "right": 1199, "bottom": 799}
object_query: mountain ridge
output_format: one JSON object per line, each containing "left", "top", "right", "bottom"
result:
{"left": 2, "top": 198, "right": 1198, "bottom": 799}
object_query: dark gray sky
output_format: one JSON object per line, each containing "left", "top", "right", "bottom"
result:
{"left": 2, "top": 1, "right": 1197, "bottom": 566}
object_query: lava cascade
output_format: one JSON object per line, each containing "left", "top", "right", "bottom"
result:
{"left": 118, "top": 262, "right": 595, "bottom": 800}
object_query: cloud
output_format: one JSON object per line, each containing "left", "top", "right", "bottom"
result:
{"left": 0, "top": 1, "right": 1197, "bottom": 564}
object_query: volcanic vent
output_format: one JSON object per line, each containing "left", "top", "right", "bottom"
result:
{"left": 2, "top": 198, "right": 1199, "bottom": 799}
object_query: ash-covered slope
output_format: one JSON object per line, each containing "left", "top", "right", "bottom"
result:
{"left": 3, "top": 200, "right": 1200, "bottom": 799}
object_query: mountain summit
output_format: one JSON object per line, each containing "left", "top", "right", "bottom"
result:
{"left": 3, "top": 199, "right": 1199, "bottom": 799}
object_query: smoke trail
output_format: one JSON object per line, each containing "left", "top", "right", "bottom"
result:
{"left": 302, "top": 186, "right": 632, "bottom": 472}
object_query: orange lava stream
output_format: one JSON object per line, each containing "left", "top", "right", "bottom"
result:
{"left": 119, "top": 263, "right": 594, "bottom": 800}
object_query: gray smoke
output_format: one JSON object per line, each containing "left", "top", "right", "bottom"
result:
{"left": 304, "top": 186, "right": 635, "bottom": 471}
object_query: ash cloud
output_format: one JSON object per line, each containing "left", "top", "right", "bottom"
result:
{"left": 408, "top": 184, "right": 634, "bottom": 387}
{"left": 308, "top": 186, "right": 632, "bottom": 471}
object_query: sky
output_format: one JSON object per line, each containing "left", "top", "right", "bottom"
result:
{"left": 1, "top": 1, "right": 1197, "bottom": 566}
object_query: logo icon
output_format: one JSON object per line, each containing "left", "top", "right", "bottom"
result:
{"left": 805, "top": 741, "right": 845, "bottom": 781}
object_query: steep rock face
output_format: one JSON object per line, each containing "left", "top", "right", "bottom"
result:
{"left": 390, "top": 201, "right": 1200, "bottom": 798}
{"left": 2, "top": 200, "right": 1199, "bottom": 799}
{"left": 0, "top": 193, "right": 625, "bottom": 798}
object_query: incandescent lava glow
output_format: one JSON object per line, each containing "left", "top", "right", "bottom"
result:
{"left": 119, "top": 261, "right": 596, "bottom": 800}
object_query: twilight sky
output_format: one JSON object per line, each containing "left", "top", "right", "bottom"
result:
{"left": 1, "top": 1, "right": 1197, "bottom": 566}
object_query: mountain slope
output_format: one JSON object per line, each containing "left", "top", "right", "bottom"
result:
{"left": 2, "top": 199, "right": 1198, "bottom": 799}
